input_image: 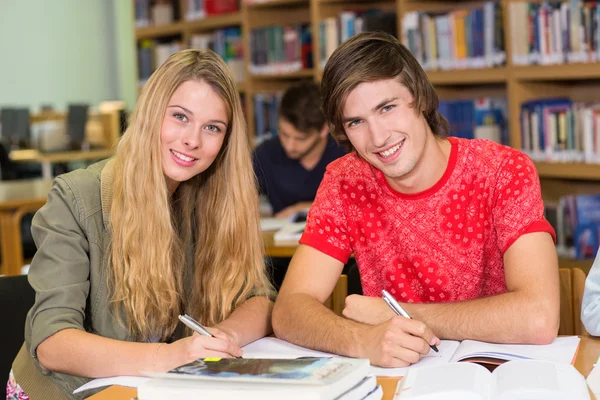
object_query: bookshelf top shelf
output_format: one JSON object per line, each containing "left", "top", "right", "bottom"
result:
{"left": 186, "top": 12, "right": 242, "bottom": 32}
{"left": 426, "top": 68, "right": 508, "bottom": 85}
{"left": 245, "top": 0, "right": 309, "bottom": 9}
{"left": 251, "top": 69, "right": 315, "bottom": 79}
{"left": 513, "top": 63, "right": 600, "bottom": 81}
{"left": 535, "top": 162, "right": 600, "bottom": 180}
{"left": 135, "top": 22, "right": 186, "bottom": 40}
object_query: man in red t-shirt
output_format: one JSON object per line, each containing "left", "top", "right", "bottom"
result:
{"left": 272, "top": 32, "right": 559, "bottom": 368}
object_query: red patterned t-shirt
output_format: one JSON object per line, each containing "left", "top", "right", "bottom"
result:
{"left": 299, "top": 137, "right": 555, "bottom": 303}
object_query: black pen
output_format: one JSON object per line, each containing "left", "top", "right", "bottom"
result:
{"left": 178, "top": 314, "right": 243, "bottom": 358}
{"left": 381, "top": 290, "right": 439, "bottom": 353}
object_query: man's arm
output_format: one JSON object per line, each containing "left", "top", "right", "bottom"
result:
{"left": 274, "top": 201, "right": 313, "bottom": 219}
{"left": 343, "top": 232, "right": 560, "bottom": 344}
{"left": 272, "top": 245, "right": 439, "bottom": 367}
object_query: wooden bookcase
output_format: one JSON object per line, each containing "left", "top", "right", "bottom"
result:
{"left": 133, "top": 0, "right": 600, "bottom": 269}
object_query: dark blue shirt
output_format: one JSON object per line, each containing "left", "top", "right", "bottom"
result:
{"left": 253, "top": 136, "right": 346, "bottom": 214}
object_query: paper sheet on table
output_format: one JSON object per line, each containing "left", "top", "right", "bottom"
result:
{"left": 241, "top": 336, "right": 458, "bottom": 377}
{"left": 73, "top": 376, "right": 150, "bottom": 394}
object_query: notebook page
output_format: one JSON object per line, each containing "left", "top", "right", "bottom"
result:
{"left": 491, "top": 360, "right": 590, "bottom": 400}
{"left": 450, "top": 336, "right": 580, "bottom": 364}
{"left": 242, "top": 337, "right": 460, "bottom": 377}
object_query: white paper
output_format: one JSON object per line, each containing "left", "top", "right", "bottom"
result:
{"left": 586, "top": 360, "right": 600, "bottom": 396}
{"left": 242, "top": 337, "right": 459, "bottom": 377}
{"left": 73, "top": 376, "right": 150, "bottom": 394}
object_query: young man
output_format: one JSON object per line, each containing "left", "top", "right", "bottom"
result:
{"left": 272, "top": 32, "right": 560, "bottom": 368}
{"left": 253, "top": 81, "right": 345, "bottom": 219}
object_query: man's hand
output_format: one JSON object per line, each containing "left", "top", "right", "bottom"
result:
{"left": 357, "top": 316, "right": 440, "bottom": 367}
{"left": 343, "top": 294, "right": 395, "bottom": 325}
{"left": 274, "top": 202, "right": 312, "bottom": 219}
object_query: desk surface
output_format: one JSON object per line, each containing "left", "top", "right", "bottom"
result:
{"left": 10, "top": 148, "right": 113, "bottom": 163}
{"left": 87, "top": 335, "right": 600, "bottom": 400}
{"left": 262, "top": 230, "right": 298, "bottom": 258}
{"left": 0, "top": 179, "right": 53, "bottom": 210}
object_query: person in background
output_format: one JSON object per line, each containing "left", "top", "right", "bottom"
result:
{"left": 253, "top": 81, "right": 345, "bottom": 220}
{"left": 8, "top": 49, "right": 273, "bottom": 400}
{"left": 581, "top": 251, "right": 600, "bottom": 335}
{"left": 273, "top": 32, "right": 559, "bottom": 368}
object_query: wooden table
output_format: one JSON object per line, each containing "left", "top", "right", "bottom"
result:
{"left": 262, "top": 230, "right": 298, "bottom": 258}
{"left": 10, "top": 149, "right": 113, "bottom": 179}
{"left": 87, "top": 335, "right": 600, "bottom": 400}
{"left": 0, "top": 179, "right": 53, "bottom": 275}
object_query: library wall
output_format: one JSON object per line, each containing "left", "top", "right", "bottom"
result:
{"left": 0, "top": 0, "right": 137, "bottom": 111}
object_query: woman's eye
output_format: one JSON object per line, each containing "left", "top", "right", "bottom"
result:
{"left": 206, "top": 125, "right": 221, "bottom": 133}
{"left": 174, "top": 112, "right": 188, "bottom": 122}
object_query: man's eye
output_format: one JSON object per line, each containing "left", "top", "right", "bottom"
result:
{"left": 348, "top": 119, "right": 361, "bottom": 128}
{"left": 382, "top": 105, "right": 394, "bottom": 112}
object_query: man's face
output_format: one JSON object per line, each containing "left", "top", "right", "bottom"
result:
{"left": 342, "top": 78, "right": 431, "bottom": 189}
{"left": 277, "top": 118, "right": 323, "bottom": 161}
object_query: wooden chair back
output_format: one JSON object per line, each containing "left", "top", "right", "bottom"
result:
{"left": 324, "top": 274, "right": 348, "bottom": 316}
{"left": 559, "top": 267, "right": 587, "bottom": 336}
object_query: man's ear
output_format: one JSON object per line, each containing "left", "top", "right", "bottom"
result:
{"left": 319, "top": 123, "right": 329, "bottom": 138}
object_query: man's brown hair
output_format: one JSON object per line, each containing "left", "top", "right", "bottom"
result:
{"left": 279, "top": 81, "right": 326, "bottom": 134}
{"left": 321, "top": 32, "right": 449, "bottom": 152}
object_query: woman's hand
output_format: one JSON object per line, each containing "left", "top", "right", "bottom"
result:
{"left": 160, "top": 333, "right": 243, "bottom": 371}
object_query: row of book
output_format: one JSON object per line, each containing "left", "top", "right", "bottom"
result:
{"left": 521, "top": 98, "right": 600, "bottom": 163}
{"left": 401, "top": 1, "right": 506, "bottom": 71}
{"left": 185, "top": 0, "right": 238, "bottom": 21}
{"left": 438, "top": 98, "right": 509, "bottom": 145}
{"left": 253, "top": 92, "right": 282, "bottom": 145}
{"left": 138, "top": 27, "right": 245, "bottom": 87}
{"left": 550, "top": 194, "right": 600, "bottom": 259}
{"left": 510, "top": 0, "right": 600, "bottom": 66}
{"left": 318, "top": 10, "right": 396, "bottom": 69}
{"left": 189, "top": 27, "right": 245, "bottom": 83}
{"left": 135, "top": 0, "right": 178, "bottom": 27}
{"left": 249, "top": 24, "right": 313, "bottom": 75}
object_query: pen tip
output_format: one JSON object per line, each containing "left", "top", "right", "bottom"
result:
{"left": 431, "top": 344, "right": 439, "bottom": 353}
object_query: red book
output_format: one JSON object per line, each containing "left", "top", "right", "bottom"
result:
{"left": 204, "top": 0, "right": 238, "bottom": 15}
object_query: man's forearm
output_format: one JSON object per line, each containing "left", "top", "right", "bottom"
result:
{"left": 273, "top": 293, "right": 365, "bottom": 357}
{"left": 216, "top": 296, "right": 273, "bottom": 347}
{"left": 405, "top": 291, "right": 559, "bottom": 344}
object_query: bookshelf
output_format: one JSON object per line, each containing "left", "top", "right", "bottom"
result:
{"left": 132, "top": 0, "right": 600, "bottom": 269}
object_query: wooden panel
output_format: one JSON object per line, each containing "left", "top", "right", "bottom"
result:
{"left": 136, "top": 22, "right": 185, "bottom": 40}
{"left": 246, "top": 0, "right": 309, "bottom": 9}
{"left": 559, "top": 268, "right": 574, "bottom": 335}
{"left": 536, "top": 163, "right": 600, "bottom": 181}
{"left": 185, "top": 12, "right": 242, "bottom": 33}
{"left": 573, "top": 267, "right": 588, "bottom": 336}
{"left": 246, "top": 6, "right": 310, "bottom": 28}
{"left": 514, "top": 63, "right": 600, "bottom": 81}
{"left": 318, "top": 1, "right": 396, "bottom": 19}
{"left": 332, "top": 275, "right": 348, "bottom": 316}
{"left": 427, "top": 68, "right": 508, "bottom": 85}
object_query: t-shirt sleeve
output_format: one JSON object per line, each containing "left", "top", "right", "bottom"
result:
{"left": 25, "top": 177, "right": 91, "bottom": 372}
{"left": 299, "top": 169, "right": 353, "bottom": 263}
{"left": 492, "top": 151, "right": 556, "bottom": 253}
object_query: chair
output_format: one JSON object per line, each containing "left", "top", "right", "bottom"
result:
{"left": 324, "top": 275, "right": 348, "bottom": 316}
{"left": 559, "top": 267, "right": 587, "bottom": 336}
{"left": 0, "top": 275, "right": 35, "bottom": 398}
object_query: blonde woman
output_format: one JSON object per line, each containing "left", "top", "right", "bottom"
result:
{"left": 8, "top": 49, "right": 273, "bottom": 400}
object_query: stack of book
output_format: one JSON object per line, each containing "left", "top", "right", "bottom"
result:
{"left": 138, "top": 357, "right": 381, "bottom": 400}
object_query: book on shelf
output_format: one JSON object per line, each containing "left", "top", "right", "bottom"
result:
{"left": 438, "top": 97, "right": 508, "bottom": 145}
{"left": 138, "top": 357, "right": 376, "bottom": 400}
{"left": 510, "top": 0, "right": 600, "bottom": 66}
{"left": 520, "top": 97, "right": 600, "bottom": 164}
{"left": 189, "top": 27, "right": 245, "bottom": 83}
{"left": 555, "top": 193, "right": 600, "bottom": 259}
{"left": 242, "top": 336, "right": 581, "bottom": 378}
{"left": 319, "top": 10, "right": 397, "bottom": 69}
{"left": 249, "top": 24, "right": 313, "bottom": 75}
{"left": 402, "top": 1, "right": 505, "bottom": 71}
{"left": 393, "top": 359, "right": 589, "bottom": 400}
{"left": 253, "top": 91, "right": 282, "bottom": 144}
{"left": 186, "top": 0, "right": 239, "bottom": 20}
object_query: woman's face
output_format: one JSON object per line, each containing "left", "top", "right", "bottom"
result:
{"left": 160, "top": 80, "right": 229, "bottom": 193}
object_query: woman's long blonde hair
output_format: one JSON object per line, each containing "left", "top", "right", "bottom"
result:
{"left": 108, "top": 49, "right": 272, "bottom": 340}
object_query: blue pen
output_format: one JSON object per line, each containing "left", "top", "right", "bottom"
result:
{"left": 381, "top": 290, "right": 439, "bottom": 353}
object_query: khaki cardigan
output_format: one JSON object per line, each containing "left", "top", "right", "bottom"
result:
{"left": 12, "top": 159, "right": 184, "bottom": 400}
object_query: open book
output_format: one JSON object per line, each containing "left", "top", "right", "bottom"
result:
{"left": 242, "top": 336, "right": 581, "bottom": 377}
{"left": 393, "top": 360, "right": 589, "bottom": 400}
